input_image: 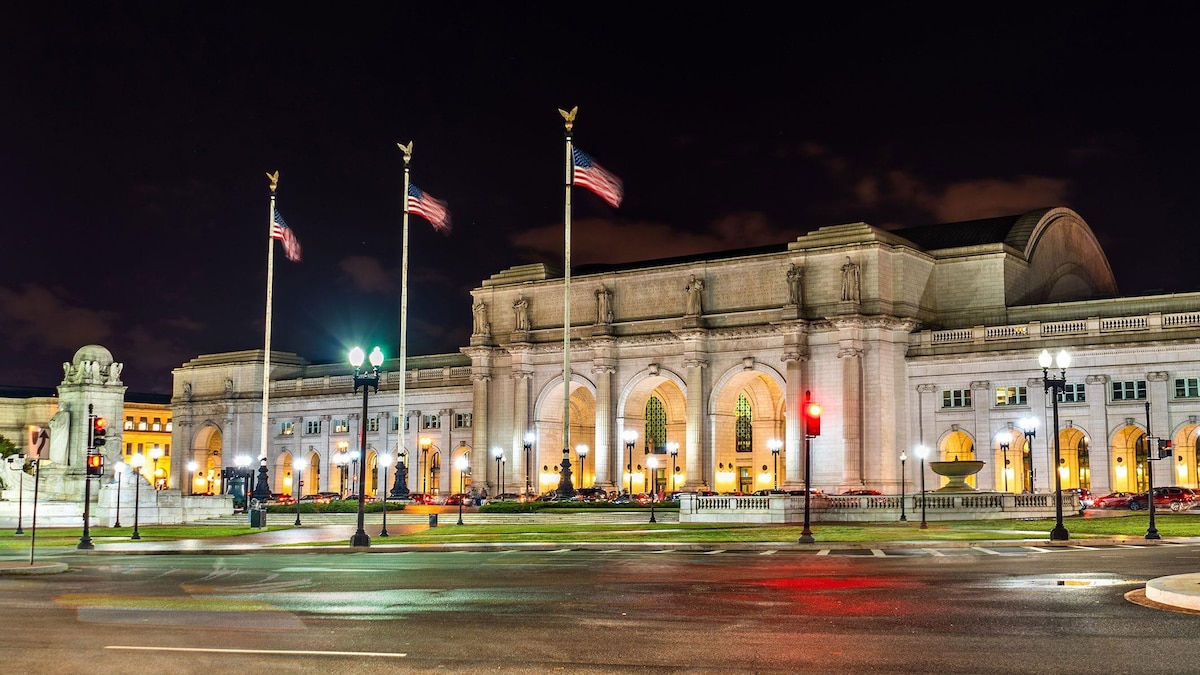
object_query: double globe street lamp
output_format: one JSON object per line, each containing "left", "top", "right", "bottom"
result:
{"left": 914, "top": 445, "right": 929, "bottom": 529}
{"left": 1039, "top": 348, "right": 1072, "bottom": 542}
{"left": 623, "top": 429, "right": 638, "bottom": 496}
{"left": 349, "top": 345, "right": 384, "bottom": 548}
{"left": 455, "top": 454, "right": 469, "bottom": 525}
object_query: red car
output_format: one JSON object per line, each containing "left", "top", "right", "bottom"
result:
{"left": 841, "top": 488, "right": 883, "bottom": 496}
{"left": 1129, "top": 487, "right": 1198, "bottom": 512}
{"left": 1092, "top": 491, "right": 1134, "bottom": 508}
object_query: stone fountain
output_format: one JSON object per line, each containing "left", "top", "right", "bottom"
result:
{"left": 928, "top": 457, "right": 985, "bottom": 492}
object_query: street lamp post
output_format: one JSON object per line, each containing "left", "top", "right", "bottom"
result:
{"left": 9, "top": 454, "right": 25, "bottom": 535}
{"left": 349, "top": 450, "right": 361, "bottom": 497}
{"left": 349, "top": 345, "right": 384, "bottom": 548}
{"left": 419, "top": 436, "right": 432, "bottom": 495}
{"left": 130, "top": 452, "right": 145, "bottom": 540}
{"left": 1019, "top": 416, "right": 1038, "bottom": 493}
{"left": 378, "top": 453, "right": 392, "bottom": 537}
{"left": 576, "top": 444, "right": 588, "bottom": 488}
{"left": 899, "top": 451, "right": 907, "bottom": 522}
{"left": 996, "top": 431, "right": 1011, "bottom": 493}
{"left": 523, "top": 432, "right": 534, "bottom": 497}
{"left": 390, "top": 451, "right": 410, "bottom": 499}
{"left": 667, "top": 442, "right": 679, "bottom": 493}
{"left": 114, "top": 462, "right": 125, "bottom": 528}
{"left": 492, "top": 446, "right": 503, "bottom": 496}
{"left": 915, "top": 445, "right": 928, "bottom": 529}
{"left": 501, "top": 456, "right": 506, "bottom": 494}
{"left": 234, "top": 454, "right": 251, "bottom": 508}
{"left": 149, "top": 445, "right": 164, "bottom": 490}
{"left": 767, "top": 438, "right": 782, "bottom": 490}
{"left": 646, "top": 456, "right": 658, "bottom": 523}
{"left": 623, "top": 429, "right": 637, "bottom": 497}
{"left": 455, "top": 454, "right": 469, "bottom": 525}
{"left": 1039, "top": 348, "right": 1071, "bottom": 542}
{"left": 293, "top": 463, "right": 303, "bottom": 526}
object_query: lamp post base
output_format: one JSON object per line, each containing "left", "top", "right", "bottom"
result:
{"left": 798, "top": 529, "right": 815, "bottom": 544}
{"left": 350, "top": 531, "right": 371, "bottom": 548}
{"left": 1049, "top": 525, "right": 1069, "bottom": 541}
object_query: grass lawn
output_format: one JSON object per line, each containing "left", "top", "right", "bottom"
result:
{"left": 0, "top": 525, "right": 290, "bottom": 551}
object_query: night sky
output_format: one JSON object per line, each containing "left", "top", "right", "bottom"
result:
{"left": 4, "top": 3, "right": 1199, "bottom": 395}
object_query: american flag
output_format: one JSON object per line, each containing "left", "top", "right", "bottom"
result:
{"left": 572, "top": 147, "right": 623, "bottom": 208}
{"left": 408, "top": 184, "right": 452, "bottom": 233}
{"left": 270, "top": 208, "right": 302, "bottom": 262}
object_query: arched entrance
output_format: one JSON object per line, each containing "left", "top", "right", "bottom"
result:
{"left": 619, "top": 372, "right": 686, "bottom": 495}
{"left": 1111, "top": 424, "right": 1147, "bottom": 493}
{"left": 708, "top": 368, "right": 785, "bottom": 494}
{"left": 534, "top": 376, "right": 596, "bottom": 495}
{"left": 192, "top": 424, "right": 223, "bottom": 495}
{"left": 1172, "top": 424, "right": 1200, "bottom": 489}
{"left": 939, "top": 430, "right": 976, "bottom": 489}
{"left": 1059, "top": 426, "right": 1090, "bottom": 490}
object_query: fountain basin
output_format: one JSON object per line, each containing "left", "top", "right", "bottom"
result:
{"left": 929, "top": 459, "right": 985, "bottom": 492}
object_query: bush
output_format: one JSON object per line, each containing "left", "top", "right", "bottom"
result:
{"left": 265, "top": 499, "right": 407, "bottom": 514}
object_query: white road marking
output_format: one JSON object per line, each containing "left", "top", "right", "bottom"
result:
{"left": 816, "top": 549, "right": 831, "bottom": 556}
{"left": 971, "top": 547, "right": 1001, "bottom": 555}
{"left": 703, "top": 549, "right": 726, "bottom": 555}
{"left": 758, "top": 550, "right": 778, "bottom": 555}
{"left": 871, "top": 549, "right": 886, "bottom": 557}
{"left": 107, "top": 646, "right": 406, "bottom": 658}
{"left": 922, "top": 548, "right": 945, "bottom": 556}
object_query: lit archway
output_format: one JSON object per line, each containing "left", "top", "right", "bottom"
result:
{"left": 709, "top": 368, "right": 785, "bottom": 494}
{"left": 1111, "top": 424, "right": 1146, "bottom": 493}
{"left": 939, "top": 430, "right": 976, "bottom": 489}
{"left": 192, "top": 423, "right": 223, "bottom": 496}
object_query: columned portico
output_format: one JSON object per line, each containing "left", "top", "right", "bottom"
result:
{"left": 781, "top": 347, "right": 807, "bottom": 490}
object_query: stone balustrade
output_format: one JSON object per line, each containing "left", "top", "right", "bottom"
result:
{"left": 914, "top": 310, "right": 1200, "bottom": 349}
{"left": 680, "top": 492, "right": 1078, "bottom": 523}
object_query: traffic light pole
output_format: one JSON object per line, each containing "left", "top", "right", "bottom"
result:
{"left": 77, "top": 404, "right": 96, "bottom": 550}
{"left": 799, "top": 391, "right": 819, "bottom": 544}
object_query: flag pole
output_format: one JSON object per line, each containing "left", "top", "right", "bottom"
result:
{"left": 557, "top": 107, "right": 578, "bottom": 497}
{"left": 397, "top": 142, "right": 414, "bottom": 494}
{"left": 260, "top": 171, "right": 279, "bottom": 465}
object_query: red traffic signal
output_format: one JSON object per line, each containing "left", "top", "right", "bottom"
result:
{"left": 86, "top": 453, "right": 104, "bottom": 477}
{"left": 804, "top": 402, "right": 822, "bottom": 437}
{"left": 91, "top": 416, "right": 108, "bottom": 448}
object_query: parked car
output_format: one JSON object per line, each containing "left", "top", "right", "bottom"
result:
{"left": 841, "top": 488, "right": 883, "bottom": 496}
{"left": 571, "top": 487, "right": 610, "bottom": 502}
{"left": 404, "top": 493, "right": 434, "bottom": 504}
{"left": 300, "top": 492, "right": 339, "bottom": 504}
{"left": 1129, "top": 487, "right": 1199, "bottom": 512}
{"left": 343, "top": 494, "right": 379, "bottom": 503}
{"left": 1092, "top": 491, "right": 1135, "bottom": 508}
{"left": 269, "top": 492, "right": 296, "bottom": 505}
{"left": 1061, "top": 487, "right": 1094, "bottom": 508}
{"left": 443, "top": 493, "right": 472, "bottom": 506}
{"left": 485, "top": 492, "right": 523, "bottom": 504}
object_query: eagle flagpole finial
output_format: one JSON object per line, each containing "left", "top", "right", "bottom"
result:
{"left": 266, "top": 171, "right": 279, "bottom": 193}
{"left": 397, "top": 141, "right": 413, "bottom": 165}
{"left": 558, "top": 106, "right": 577, "bottom": 132}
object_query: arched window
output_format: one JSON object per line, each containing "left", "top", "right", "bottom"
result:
{"left": 736, "top": 393, "right": 752, "bottom": 453}
{"left": 645, "top": 396, "right": 666, "bottom": 454}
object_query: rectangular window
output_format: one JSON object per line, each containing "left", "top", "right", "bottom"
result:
{"left": 1176, "top": 378, "right": 1200, "bottom": 398}
{"left": 405, "top": 416, "right": 411, "bottom": 431}
{"left": 367, "top": 418, "right": 379, "bottom": 432}
{"left": 1112, "top": 380, "right": 1147, "bottom": 401}
{"left": 151, "top": 418, "right": 162, "bottom": 431}
{"left": 423, "top": 414, "right": 441, "bottom": 430}
{"left": 166, "top": 419, "right": 172, "bottom": 432}
{"left": 391, "top": 416, "right": 399, "bottom": 432}
{"left": 281, "top": 421, "right": 294, "bottom": 436}
{"left": 124, "top": 417, "right": 134, "bottom": 431}
{"left": 125, "top": 442, "right": 132, "bottom": 456}
{"left": 334, "top": 419, "right": 349, "bottom": 433}
{"left": 455, "top": 413, "right": 473, "bottom": 429}
{"left": 138, "top": 417, "right": 148, "bottom": 431}
{"left": 164, "top": 444, "right": 170, "bottom": 456}
{"left": 305, "top": 420, "right": 322, "bottom": 435}
{"left": 995, "top": 386, "right": 1027, "bottom": 406}
{"left": 137, "top": 443, "right": 143, "bottom": 453}
{"left": 1058, "top": 383, "right": 1086, "bottom": 403}
{"left": 942, "top": 389, "right": 972, "bottom": 408}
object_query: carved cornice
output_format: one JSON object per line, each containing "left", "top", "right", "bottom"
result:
{"left": 837, "top": 348, "right": 863, "bottom": 359}
{"left": 471, "top": 373, "right": 493, "bottom": 383}
{"left": 1148, "top": 371, "right": 1170, "bottom": 382}
{"left": 683, "top": 358, "right": 709, "bottom": 369}
{"left": 585, "top": 336, "right": 617, "bottom": 349}
{"left": 1085, "top": 374, "right": 1110, "bottom": 385}
{"left": 781, "top": 349, "right": 809, "bottom": 363}
{"left": 970, "top": 380, "right": 991, "bottom": 390}
{"left": 591, "top": 364, "right": 616, "bottom": 376}
{"left": 510, "top": 370, "right": 534, "bottom": 380}
{"left": 916, "top": 383, "right": 938, "bottom": 394}
{"left": 672, "top": 328, "right": 709, "bottom": 342}
{"left": 460, "top": 345, "right": 495, "bottom": 360}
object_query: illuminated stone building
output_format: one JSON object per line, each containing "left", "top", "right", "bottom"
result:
{"left": 168, "top": 207, "right": 1200, "bottom": 500}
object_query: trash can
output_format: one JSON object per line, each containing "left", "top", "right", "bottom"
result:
{"left": 250, "top": 506, "right": 267, "bottom": 528}
{"left": 428, "top": 513, "right": 438, "bottom": 528}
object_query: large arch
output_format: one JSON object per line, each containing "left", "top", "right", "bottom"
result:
{"left": 708, "top": 363, "right": 786, "bottom": 494}
{"left": 617, "top": 367, "right": 688, "bottom": 495}
{"left": 937, "top": 429, "right": 976, "bottom": 489}
{"left": 1171, "top": 422, "right": 1200, "bottom": 489}
{"left": 533, "top": 374, "right": 597, "bottom": 493}
{"left": 1013, "top": 207, "right": 1119, "bottom": 304}
{"left": 191, "top": 422, "right": 223, "bottom": 495}
{"left": 1110, "top": 423, "right": 1147, "bottom": 493}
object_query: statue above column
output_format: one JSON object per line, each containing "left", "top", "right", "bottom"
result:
{"left": 61, "top": 344, "right": 124, "bottom": 386}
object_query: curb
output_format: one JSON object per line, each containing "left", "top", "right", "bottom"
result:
{"left": 0, "top": 561, "right": 69, "bottom": 575}
{"left": 1145, "top": 573, "right": 1200, "bottom": 611}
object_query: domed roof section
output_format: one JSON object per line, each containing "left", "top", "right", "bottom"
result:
{"left": 72, "top": 344, "right": 114, "bottom": 367}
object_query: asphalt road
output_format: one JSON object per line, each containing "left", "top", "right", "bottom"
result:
{"left": 3, "top": 544, "right": 1198, "bottom": 674}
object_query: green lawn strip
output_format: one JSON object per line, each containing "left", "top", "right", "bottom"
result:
{"left": 0, "top": 525, "right": 289, "bottom": 550}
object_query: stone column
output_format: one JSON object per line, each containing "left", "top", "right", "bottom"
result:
{"left": 462, "top": 346, "right": 493, "bottom": 496}
{"left": 1026, "top": 377, "right": 1050, "bottom": 492}
{"left": 439, "top": 409, "right": 454, "bottom": 495}
{"left": 511, "top": 370, "right": 532, "bottom": 495}
{"left": 1084, "top": 374, "right": 1111, "bottom": 494}
{"left": 916, "top": 384, "right": 938, "bottom": 493}
{"left": 782, "top": 348, "right": 807, "bottom": 489}
{"left": 683, "top": 356, "right": 708, "bottom": 490}
{"left": 839, "top": 347, "right": 864, "bottom": 487}
{"left": 970, "top": 380, "right": 993, "bottom": 490}
{"left": 592, "top": 364, "right": 615, "bottom": 489}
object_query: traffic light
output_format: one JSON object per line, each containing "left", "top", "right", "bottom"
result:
{"left": 1158, "top": 438, "right": 1173, "bottom": 460}
{"left": 804, "top": 402, "right": 822, "bottom": 437}
{"left": 91, "top": 416, "right": 108, "bottom": 448}
{"left": 86, "top": 453, "right": 104, "bottom": 477}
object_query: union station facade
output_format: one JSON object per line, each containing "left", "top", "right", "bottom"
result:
{"left": 166, "top": 207, "right": 1200, "bottom": 501}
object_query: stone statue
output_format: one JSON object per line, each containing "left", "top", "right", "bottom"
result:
{"left": 106, "top": 362, "right": 123, "bottom": 385}
{"left": 513, "top": 295, "right": 529, "bottom": 331}
{"left": 472, "top": 299, "right": 491, "bottom": 336}
{"left": 182, "top": 382, "right": 192, "bottom": 399}
{"left": 595, "top": 285, "right": 613, "bottom": 324}
{"left": 685, "top": 274, "right": 704, "bottom": 316}
{"left": 841, "top": 257, "right": 861, "bottom": 303}
{"left": 225, "top": 378, "right": 234, "bottom": 396}
{"left": 786, "top": 263, "right": 803, "bottom": 306}
{"left": 48, "top": 410, "right": 70, "bottom": 465}
{"left": 88, "top": 360, "right": 101, "bottom": 383}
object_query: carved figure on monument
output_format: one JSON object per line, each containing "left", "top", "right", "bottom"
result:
{"left": 684, "top": 274, "right": 705, "bottom": 316}
{"left": 182, "top": 382, "right": 193, "bottom": 400}
{"left": 841, "top": 257, "right": 861, "bottom": 303}
{"left": 786, "top": 263, "right": 803, "bottom": 306}
{"left": 225, "top": 378, "right": 234, "bottom": 396}
{"left": 595, "top": 285, "right": 613, "bottom": 324}
{"left": 513, "top": 295, "right": 529, "bottom": 331}
{"left": 472, "top": 299, "right": 491, "bottom": 336}
{"left": 106, "top": 362, "right": 123, "bottom": 385}
{"left": 89, "top": 359, "right": 101, "bottom": 383}
{"left": 47, "top": 411, "right": 70, "bottom": 464}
